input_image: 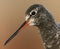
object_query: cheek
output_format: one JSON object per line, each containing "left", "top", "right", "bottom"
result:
{"left": 28, "top": 18, "right": 35, "bottom": 26}
{"left": 34, "top": 18, "right": 40, "bottom": 25}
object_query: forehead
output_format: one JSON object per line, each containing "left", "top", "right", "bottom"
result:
{"left": 25, "top": 4, "right": 41, "bottom": 14}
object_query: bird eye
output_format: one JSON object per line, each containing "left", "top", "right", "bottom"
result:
{"left": 30, "top": 10, "right": 37, "bottom": 16}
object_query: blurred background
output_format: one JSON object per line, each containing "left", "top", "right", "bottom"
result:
{"left": 0, "top": 0, "right": 60, "bottom": 49}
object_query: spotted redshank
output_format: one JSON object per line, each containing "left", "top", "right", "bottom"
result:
{"left": 4, "top": 4, "right": 60, "bottom": 49}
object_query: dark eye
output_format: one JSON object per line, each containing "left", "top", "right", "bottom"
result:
{"left": 31, "top": 11, "right": 36, "bottom": 15}
{"left": 30, "top": 10, "right": 37, "bottom": 16}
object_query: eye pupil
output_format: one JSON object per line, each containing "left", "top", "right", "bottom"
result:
{"left": 32, "top": 11, "right": 35, "bottom": 15}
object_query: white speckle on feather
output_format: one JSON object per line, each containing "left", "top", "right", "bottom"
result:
{"left": 55, "top": 33, "right": 59, "bottom": 39}
{"left": 43, "top": 43, "right": 46, "bottom": 45}
{"left": 47, "top": 45, "right": 52, "bottom": 48}
{"left": 57, "top": 41, "right": 59, "bottom": 45}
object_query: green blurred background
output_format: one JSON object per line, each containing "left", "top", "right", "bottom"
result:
{"left": 0, "top": 0, "right": 60, "bottom": 49}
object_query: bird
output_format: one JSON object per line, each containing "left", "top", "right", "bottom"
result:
{"left": 4, "top": 4, "right": 60, "bottom": 49}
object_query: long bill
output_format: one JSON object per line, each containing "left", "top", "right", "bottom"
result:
{"left": 4, "top": 21, "right": 29, "bottom": 45}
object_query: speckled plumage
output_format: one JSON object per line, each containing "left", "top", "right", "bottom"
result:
{"left": 4, "top": 4, "right": 60, "bottom": 49}
{"left": 25, "top": 4, "right": 60, "bottom": 49}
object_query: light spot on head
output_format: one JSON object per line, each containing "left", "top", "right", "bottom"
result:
{"left": 25, "top": 15, "right": 30, "bottom": 21}
{"left": 28, "top": 18, "right": 35, "bottom": 26}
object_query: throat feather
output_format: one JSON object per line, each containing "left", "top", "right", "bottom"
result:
{"left": 37, "top": 21, "right": 59, "bottom": 49}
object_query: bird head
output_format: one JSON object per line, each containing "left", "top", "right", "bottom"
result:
{"left": 25, "top": 4, "right": 46, "bottom": 26}
{"left": 4, "top": 4, "right": 54, "bottom": 45}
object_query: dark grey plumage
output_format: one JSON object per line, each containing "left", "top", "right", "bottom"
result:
{"left": 4, "top": 4, "right": 60, "bottom": 49}
{"left": 25, "top": 4, "right": 60, "bottom": 49}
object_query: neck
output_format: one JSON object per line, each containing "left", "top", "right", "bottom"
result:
{"left": 37, "top": 20, "right": 59, "bottom": 49}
